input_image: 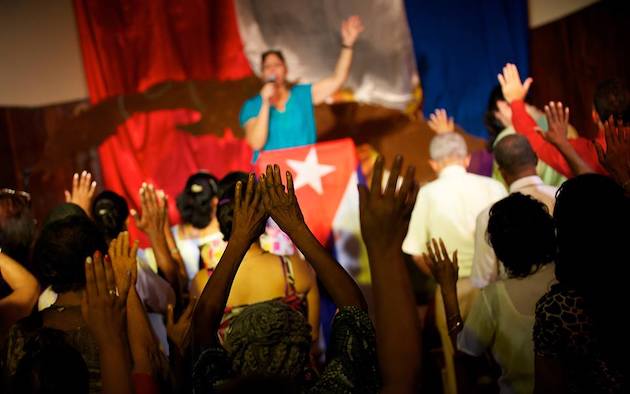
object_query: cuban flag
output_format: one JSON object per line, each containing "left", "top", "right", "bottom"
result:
{"left": 256, "top": 138, "right": 358, "bottom": 243}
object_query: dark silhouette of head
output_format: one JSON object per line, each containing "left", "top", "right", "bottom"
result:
{"left": 494, "top": 134, "right": 538, "bottom": 185}
{"left": 487, "top": 193, "right": 555, "bottom": 278}
{"left": 176, "top": 172, "right": 219, "bottom": 229}
{"left": 92, "top": 190, "right": 129, "bottom": 243}
{"left": 553, "top": 174, "right": 630, "bottom": 364}
{"left": 593, "top": 78, "right": 630, "bottom": 124}
{"left": 33, "top": 215, "right": 107, "bottom": 293}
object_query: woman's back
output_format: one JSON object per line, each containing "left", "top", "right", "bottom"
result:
{"left": 458, "top": 264, "right": 555, "bottom": 393}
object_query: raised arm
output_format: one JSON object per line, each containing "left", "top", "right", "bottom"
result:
{"left": 312, "top": 16, "right": 364, "bottom": 105}
{"left": 261, "top": 164, "right": 366, "bottom": 309}
{"left": 541, "top": 102, "right": 595, "bottom": 176}
{"left": 595, "top": 119, "right": 630, "bottom": 196}
{"left": 358, "top": 155, "right": 422, "bottom": 392}
{"left": 192, "top": 175, "right": 267, "bottom": 350}
{"left": 82, "top": 251, "right": 134, "bottom": 394}
{"left": 108, "top": 231, "right": 163, "bottom": 379}
{"left": 424, "top": 238, "right": 461, "bottom": 348}
{"left": 132, "top": 184, "right": 185, "bottom": 303}
{"left": 0, "top": 252, "right": 39, "bottom": 338}
{"left": 498, "top": 63, "right": 605, "bottom": 177}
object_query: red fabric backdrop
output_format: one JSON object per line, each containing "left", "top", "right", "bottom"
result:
{"left": 73, "top": 0, "right": 253, "bottom": 243}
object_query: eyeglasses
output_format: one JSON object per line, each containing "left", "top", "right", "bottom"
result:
{"left": 0, "top": 188, "right": 31, "bottom": 203}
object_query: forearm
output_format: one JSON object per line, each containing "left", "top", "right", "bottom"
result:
{"left": 163, "top": 226, "right": 187, "bottom": 279}
{"left": 246, "top": 102, "right": 271, "bottom": 150}
{"left": 511, "top": 100, "right": 572, "bottom": 177}
{"left": 553, "top": 141, "right": 595, "bottom": 176}
{"left": 192, "top": 236, "right": 249, "bottom": 348}
{"left": 368, "top": 248, "right": 421, "bottom": 388}
{"left": 148, "top": 232, "right": 183, "bottom": 300}
{"left": 439, "top": 285, "right": 462, "bottom": 348}
{"left": 99, "top": 336, "right": 134, "bottom": 394}
{"left": 0, "top": 253, "right": 39, "bottom": 330}
{"left": 333, "top": 47, "right": 353, "bottom": 86}
{"left": 127, "top": 287, "right": 159, "bottom": 374}
{"left": 290, "top": 225, "right": 365, "bottom": 309}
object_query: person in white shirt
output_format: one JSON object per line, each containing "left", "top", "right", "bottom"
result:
{"left": 426, "top": 193, "right": 557, "bottom": 394}
{"left": 472, "top": 134, "right": 558, "bottom": 288}
{"left": 403, "top": 132, "right": 507, "bottom": 283}
{"left": 402, "top": 131, "right": 506, "bottom": 393}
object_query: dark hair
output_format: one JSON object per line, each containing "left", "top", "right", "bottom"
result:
{"left": 593, "top": 78, "right": 630, "bottom": 123}
{"left": 32, "top": 215, "right": 107, "bottom": 293}
{"left": 176, "top": 172, "right": 219, "bottom": 229}
{"left": 261, "top": 50, "right": 286, "bottom": 67}
{"left": 553, "top": 174, "right": 629, "bottom": 363}
{"left": 0, "top": 193, "right": 35, "bottom": 264}
{"left": 12, "top": 328, "right": 89, "bottom": 394}
{"left": 487, "top": 193, "right": 555, "bottom": 278}
{"left": 43, "top": 203, "right": 87, "bottom": 227}
{"left": 216, "top": 172, "right": 249, "bottom": 241}
{"left": 493, "top": 134, "right": 537, "bottom": 177}
{"left": 92, "top": 191, "right": 129, "bottom": 243}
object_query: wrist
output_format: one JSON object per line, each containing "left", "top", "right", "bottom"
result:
{"left": 341, "top": 43, "right": 353, "bottom": 50}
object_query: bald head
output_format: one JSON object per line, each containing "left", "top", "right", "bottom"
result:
{"left": 494, "top": 134, "right": 537, "bottom": 178}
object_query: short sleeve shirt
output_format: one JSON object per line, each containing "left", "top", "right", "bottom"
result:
{"left": 239, "top": 84, "right": 317, "bottom": 162}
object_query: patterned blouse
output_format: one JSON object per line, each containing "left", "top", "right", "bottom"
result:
{"left": 534, "top": 284, "right": 626, "bottom": 393}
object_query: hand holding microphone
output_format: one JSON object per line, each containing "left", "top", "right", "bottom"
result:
{"left": 261, "top": 75, "right": 276, "bottom": 103}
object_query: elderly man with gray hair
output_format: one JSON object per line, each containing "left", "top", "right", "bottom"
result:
{"left": 403, "top": 117, "right": 507, "bottom": 392}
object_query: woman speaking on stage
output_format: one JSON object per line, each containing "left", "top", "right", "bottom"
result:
{"left": 239, "top": 16, "right": 364, "bottom": 161}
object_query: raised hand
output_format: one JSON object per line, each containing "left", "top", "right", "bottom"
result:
{"left": 497, "top": 63, "right": 533, "bottom": 103}
{"left": 424, "top": 238, "right": 459, "bottom": 290}
{"left": 81, "top": 250, "right": 130, "bottom": 345}
{"left": 131, "top": 183, "right": 167, "bottom": 238}
{"left": 595, "top": 119, "right": 630, "bottom": 192}
{"left": 230, "top": 174, "right": 268, "bottom": 243}
{"left": 260, "top": 165, "right": 305, "bottom": 235}
{"left": 65, "top": 171, "right": 97, "bottom": 215}
{"left": 341, "top": 15, "right": 364, "bottom": 47}
{"left": 541, "top": 101, "right": 570, "bottom": 147}
{"left": 82, "top": 250, "right": 133, "bottom": 394}
{"left": 358, "top": 155, "right": 418, "bottom": 253}
{"left": 108, "top": 231, "right": 139, "bottom": 287}
{"left": 428, "top": 109, "right": 455, "bottom": 134}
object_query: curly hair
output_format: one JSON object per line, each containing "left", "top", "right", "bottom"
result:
{"left": 32, "top": 215, "right": 107, "bottom": 293}
{"left": 92, "top": 190, "right": 129, "bottom": 243}
{"left": 487, "top": 193, "right": 556, "bottom": 278}
{"left": 176, "top": 172, "right": 219, "bottom": 229}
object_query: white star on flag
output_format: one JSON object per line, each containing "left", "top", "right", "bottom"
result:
{"left": 286, "top": 147, "right": 336, "bottom": 195}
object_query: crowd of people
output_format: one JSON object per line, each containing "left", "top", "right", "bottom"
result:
{"left": 1, "top": 29, "right": 630, "bottom": 393}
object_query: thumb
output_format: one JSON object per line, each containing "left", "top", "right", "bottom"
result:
{"left": 523, "top": 77, "right": 533, "bottom": 94}
{"left": 65, "top": 190, "right": 71, "bottom": 202}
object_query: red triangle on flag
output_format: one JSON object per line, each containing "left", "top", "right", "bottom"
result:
{"left": 256, "top": 139, "right": 357, "bottom": 245}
